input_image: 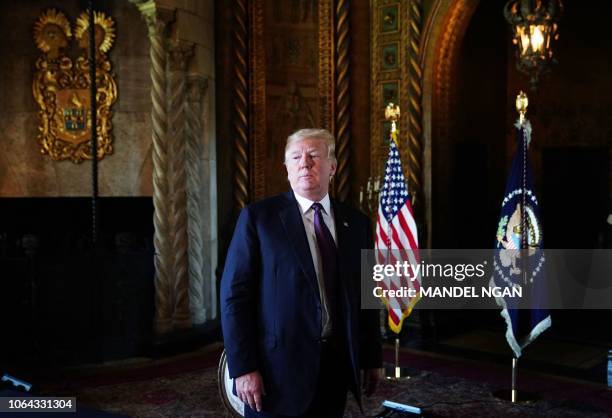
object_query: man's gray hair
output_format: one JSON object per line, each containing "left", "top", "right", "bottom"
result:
{"left": 284, "top": 129, "right": 336, "bottom": 162}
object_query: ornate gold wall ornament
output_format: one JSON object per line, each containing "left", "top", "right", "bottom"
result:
{"left": 74, "top": 11, "right": 116, "bottom": 55}
{"left": 371, "top": 1, "right": 409, "bottom": 182}
{"left": 371, "top": 0, "right": 424, "bottom": 209}
{"left": 32, "top": 9, "right": 117, "bottom": 163}
{"left": 33, "top": 9, "right": 72, "bottom": 58}
{"left": 240, "top": 0, "right": 335, "bottom": 202}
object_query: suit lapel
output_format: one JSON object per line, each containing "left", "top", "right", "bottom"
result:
{"left": 278, "top": 191, "right": 320, "bottom": 299}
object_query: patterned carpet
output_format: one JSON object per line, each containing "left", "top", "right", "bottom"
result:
{"left": 45, "top": 344, "right": 612, "bottom": 417}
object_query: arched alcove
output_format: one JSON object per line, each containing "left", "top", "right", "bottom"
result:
{"left": 419, "top": 0, "right": 612, "bottom": 360}
{"left": 421, "top": 0, "right": 481, "bottom": 247}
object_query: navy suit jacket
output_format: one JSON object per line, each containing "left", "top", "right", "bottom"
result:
{"left": 220, "top": 191, "right": 382, "bottom": 415}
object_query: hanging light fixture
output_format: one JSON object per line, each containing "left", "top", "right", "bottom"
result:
{"left": 504, "top": 0, "right": 563, "bottom": 89}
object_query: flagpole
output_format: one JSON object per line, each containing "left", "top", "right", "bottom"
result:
{"left": 494, "top": 92, "right": 540, "bottom": 404}
{"left": 382, "top": 103, "right": 411, "bottom": 380}
{"left": 385, "top": 104, "right": 397, "bottom": 338}
{"left": 386, "top": 105, "right": 401, "bottom": 380}
{"left": 518, "top": 92, "right": 528, "bottom": 404}
{"left": 516, "top": 92, "right": 528, "bottom": 403}
{"left": 494, "top": 91, "right": 550, "bottom": 403}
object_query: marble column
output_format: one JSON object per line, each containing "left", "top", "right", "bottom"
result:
{"left": 185, "top": 75, "right": 208, "bottom": 324}
{"left": 130, "top": 0, "right": 174, "bottom": 334}
{"left": 167, "top": 40, "right": 195, "bottom": 329}
{"left": 132, "top": 0, "right": 217, "bottom": 333}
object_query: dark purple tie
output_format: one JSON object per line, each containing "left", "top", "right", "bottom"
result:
{"left": 312, "top": 202, "right": 338, "bottom": 320}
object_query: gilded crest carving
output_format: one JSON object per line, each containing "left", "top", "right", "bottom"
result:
{"left": 33, "top": 9, "right": 117, "bottom": 163}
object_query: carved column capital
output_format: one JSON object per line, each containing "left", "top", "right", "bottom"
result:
{"left": 168, "top": 41, "right": 195, "bottom": 72}
{"left": 129, "top": 0, "right": 174, "bottom": 37}
{"left": 129, "top": 0, "right": 155, "bottom": 23}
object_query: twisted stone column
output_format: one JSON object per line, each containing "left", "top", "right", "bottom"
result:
{"left": 130, "top": 0, "right": 173, "bottom": 334}
{"left": 233, "top": 0, "right": 249, "bottom": 211}
{"left": 167, "top": 41, "right": 194, "bottom": 329}
{"left": 406, "top": 0, "right": 424, "bottom": 206}
{"left": 185, "top": 75, "right": 208, "bottom": 325}
{"left": 334, "top": 0, "right": 350, "bottom": 201}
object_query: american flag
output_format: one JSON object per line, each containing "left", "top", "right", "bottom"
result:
{"left": 375, "top": 129, "right": 421, "bottom": 334}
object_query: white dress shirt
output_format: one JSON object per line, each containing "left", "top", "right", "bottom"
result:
{"left": 294, "top": 192, "right": 337, "bottom": 337}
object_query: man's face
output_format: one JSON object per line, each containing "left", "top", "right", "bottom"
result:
{"left": 285, "top": 137, "right": 336, "bottom": 201}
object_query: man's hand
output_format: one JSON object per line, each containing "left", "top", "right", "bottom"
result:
{"left": 236, "top": 371, "right": 266, "bottom": 412}
{"left": 362, "top": 368, "right": 382, "bottom": 396}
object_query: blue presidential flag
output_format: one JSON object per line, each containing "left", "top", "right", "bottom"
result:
{"left": 492, "top": 119, "right": 551, "bottom": 358}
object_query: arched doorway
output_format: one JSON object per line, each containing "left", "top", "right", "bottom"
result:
{"left": 419, "top": 0, "right": 612, "bottom": 373}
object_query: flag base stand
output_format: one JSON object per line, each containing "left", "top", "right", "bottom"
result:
{"left": 384, "top": 337, "right": 414, "bottom": 380}
{"left": 384, "top": 365, "right": 413, "bottom": 380}
{"left": 492, "top": 357, "right": 541, "bottom": 403}
{"left": 492, "top": 389, "right": 540, "bottom": 404}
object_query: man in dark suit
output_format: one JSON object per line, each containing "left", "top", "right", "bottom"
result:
{"left": 221, "top": 128, "right": 382, "bottom": 417}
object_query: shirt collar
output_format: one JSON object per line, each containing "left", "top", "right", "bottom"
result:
{"left": 294, "top": 192, "right": 332, "bottom": 216}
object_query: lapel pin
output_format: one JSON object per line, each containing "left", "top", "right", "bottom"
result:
{"left": 343, "top": 221, "right": 349, "bottom": 227}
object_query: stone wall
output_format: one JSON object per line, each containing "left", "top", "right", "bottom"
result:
{"left": 0, "top": 0, "right": 152, "bottom": 197}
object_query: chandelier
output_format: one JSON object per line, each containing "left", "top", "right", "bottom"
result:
{"left": 504, "top": 0, "right": 563, "bottom": 89}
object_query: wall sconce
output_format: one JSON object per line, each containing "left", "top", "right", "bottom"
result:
{"left": 359, "top": 176, "right": 381, "bottom": 216}
{"left": 504, "top": 0, "right": 563, "bottom": 89}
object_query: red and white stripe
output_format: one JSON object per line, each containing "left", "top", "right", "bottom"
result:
{"left": 375, "top": 200, "right": 420, "bottom": 332}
